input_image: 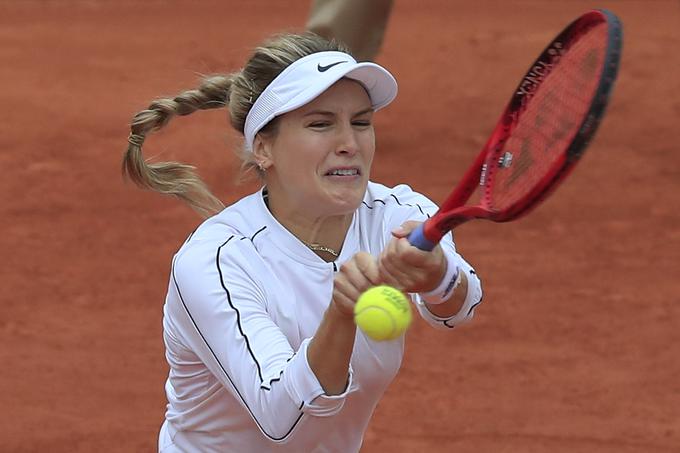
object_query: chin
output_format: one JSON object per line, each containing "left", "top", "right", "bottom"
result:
{"left": 317, "top": 179, "right": 367, "bottom": 213}
{"left": 324, "top": 191, "right": 364, "bottom": 215}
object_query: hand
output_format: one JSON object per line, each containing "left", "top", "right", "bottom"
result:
{"left": 331, "top": 251, "right": 381, "bottom": 319}
{"left": 378, "top": 221, "right": 447, "bottom": 294}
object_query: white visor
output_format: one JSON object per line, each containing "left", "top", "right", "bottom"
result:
{"left": 243, "top": 51, "right": 398, "bottom": 151}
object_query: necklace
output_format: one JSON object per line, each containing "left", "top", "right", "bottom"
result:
{"left": 263, "top": 190, "right": 340, "bottom": 258}
{"left": 303, "top": 242, "right": 339, "bottom": 257}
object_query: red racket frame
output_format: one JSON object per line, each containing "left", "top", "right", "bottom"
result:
{"left": 412, "top": 9, "right": 622, "bottom": 250}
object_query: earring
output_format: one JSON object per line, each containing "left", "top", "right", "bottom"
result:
{"left": 257, "top": 161, "right": 265, "bottom": 171}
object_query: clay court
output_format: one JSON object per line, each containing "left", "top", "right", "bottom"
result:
{"left": 1, "top": 1, "right": 678, "bottom": 451}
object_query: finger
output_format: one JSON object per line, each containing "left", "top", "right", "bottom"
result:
{"left": 380, "top": 235, "right": 401, "bottom": 267}
{"left": 396, "top": 239, "right": 446, "bottom": 278}
{"left": 333, "top": 272, "right": 361, "bottom": 298}
{"left": 381, "top": 238, "right": 421, "bottom": 275}
{"left": 336, "top": 268, "right": 367, "bottom": 300}
{"left": 382, "top": 261, "right": 414, "bottom": 287}
{"left": 354, "top": 252, "right": 380, "bottom": 286}
{"left": 395, "top": 238, "right": 437, "bottom": 268}
{"left": 379, "top": 238, "right": 407, "bottom": 277}
{"left": 338, "top": 256, "right": 376, "bottom": 295}
{"left": 331, "top": 285, "right": 358, "bottom": 317}
{"left": 384, "top": 239, "right": 442, "bottom": 288}
{"left": 378, "top": 257, "right": 408, "bottom": 291}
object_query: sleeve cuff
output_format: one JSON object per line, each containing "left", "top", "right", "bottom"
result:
{"left": 414, "top": 262, "right": 483, "bottom": 330}
{"left": 283, "top": 338, "right": 358, "bottom": 417}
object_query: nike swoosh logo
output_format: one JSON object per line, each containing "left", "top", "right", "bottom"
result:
{"left": 317, "top": 61, "right": 347, "bottom": 72}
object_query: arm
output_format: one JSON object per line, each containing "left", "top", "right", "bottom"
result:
{"left": 307, "top": 252, "right": 380, "bottom": 394}
{"left": 170, "top": 240, "right": 380, "bottom": 442}
{"left": 379, "top": 221, "right": 482, "bottom": 326}
{"left": 170, "top": 243, "right": 306, "bottom": 442}
{"left": 170, "top": 240, "right": 377, "bottom": 442}
{"left": 373, "top": 185, "right": 483, "bottom": 327}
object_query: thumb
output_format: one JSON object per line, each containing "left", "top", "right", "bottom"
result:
{"left": 392, "top": 220, "right": 422, "bottom": 238}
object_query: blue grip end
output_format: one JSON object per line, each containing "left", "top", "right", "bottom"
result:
{"left": 407, "top": 224, "right": 436, "bottom": 251}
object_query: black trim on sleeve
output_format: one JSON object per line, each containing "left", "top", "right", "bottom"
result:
{"left": 250, "top": 225, "right": 267, "bottom": 241}
{"left": 442, "top": 319, "right": 456, "bottom": 329}
{"left": 362, "top": 195, "right": 428, "bottom": 218}
{"left": 440, "top": 297, "right": 482, "bottom": 328}
{"left": 361, "top": 199, "right": 385, "bottom": 209}
{"left": 467, "top": 299, "right": 482, "bottom": 316}
{"left": 466, "top": 270, "right": 481, "bottom": 315}
{"left": 263, "top": 352, "right": 296, "bottom": 389}
{"left": 171, "top": 244, "right": 304, "bottom": 441}
{"left": 215, "top": 237, "right": 265, "bottom": 383}
{"left": 263, "top": 370, "right": 285, "bottom": 390}
{"left": 238, "top": 225, "right": 267, "bottom": 242}
{"left": 390, "top": 194, "right": 426, "bottom": 216}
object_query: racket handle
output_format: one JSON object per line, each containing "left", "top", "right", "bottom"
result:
{"left": 407, "top": 223, "right": 437, "bottom": 251}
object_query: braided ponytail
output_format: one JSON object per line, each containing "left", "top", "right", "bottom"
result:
{"left": 123, "top": 32, "right": 351, "bottom": 218}
{"left": 122, "top": 75, "right": 232, "bottom": 218}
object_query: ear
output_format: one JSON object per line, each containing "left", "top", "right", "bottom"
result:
{"left": 252, "top": 134, "right": 273, "bottom": 169}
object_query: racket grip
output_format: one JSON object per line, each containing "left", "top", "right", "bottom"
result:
{"left": 407, "top": 223, "right": 437, "bottom": 251}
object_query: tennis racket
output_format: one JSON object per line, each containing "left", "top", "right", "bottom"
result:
{"left": 409, "top": 9, "right": 623, "bottom": 251}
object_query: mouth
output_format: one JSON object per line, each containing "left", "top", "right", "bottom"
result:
{"left": 324, "top": 167, "right": 361, "bottom": 177}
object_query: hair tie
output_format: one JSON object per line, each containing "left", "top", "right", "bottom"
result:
{"left": 128, "top": 133, "right": 146, "bottom": 147}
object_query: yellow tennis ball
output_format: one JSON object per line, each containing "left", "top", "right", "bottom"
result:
{"left": 354, "top": 285, "right": 412, "bottom": 341}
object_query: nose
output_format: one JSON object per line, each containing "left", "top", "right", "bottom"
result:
{"left": 335, "top": 123, "right": 359, "bottom": 156}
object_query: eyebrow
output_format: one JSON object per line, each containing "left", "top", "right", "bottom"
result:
{"left": 302, "top": 107, "right": 374, "bottom": 117}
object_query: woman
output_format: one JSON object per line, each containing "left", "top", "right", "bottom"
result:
{"left": 123, "top": 32, "right": 482, "bottom": 453}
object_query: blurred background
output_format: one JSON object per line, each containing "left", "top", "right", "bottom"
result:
{"left": 0, "top": 1, "right": 678, "bottom": 451}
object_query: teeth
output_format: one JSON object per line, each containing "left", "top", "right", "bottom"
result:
{"left": 329, "top": 169, "right": 358, "bottom": 176}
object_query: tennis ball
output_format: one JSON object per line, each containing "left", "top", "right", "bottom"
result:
{"left": 354, "top": 285, "right": 412, "bottom": 341}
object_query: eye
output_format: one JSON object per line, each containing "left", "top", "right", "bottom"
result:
{"left": 352, "top": 120, "right": 372, "bottom": 127}
{"left": 309, "top": 121, "right": 331, "bottom": 129}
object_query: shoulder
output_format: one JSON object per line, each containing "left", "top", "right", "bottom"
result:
{"left": 170, "top": 228, "right": 270, "bottom": 314}
{"left": 173, "top": 192, "right": 270, "bottom": 282}
{"left": 173, "top": 231, "right": 264, "bottom": 284}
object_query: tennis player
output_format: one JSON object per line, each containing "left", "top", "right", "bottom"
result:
{"left": 123, "top": 31, "right": 483, "bottom": 452}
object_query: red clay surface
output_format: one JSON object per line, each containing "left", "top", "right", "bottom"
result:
{"left": 1, "top": 1, "right": 679, "bottom": 452}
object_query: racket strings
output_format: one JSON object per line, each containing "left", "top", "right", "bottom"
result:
{"left": 488, "top": 22, "right": 608, "bottom": 212}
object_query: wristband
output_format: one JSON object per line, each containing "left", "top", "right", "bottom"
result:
{"left": 419, "top": 252, "right": 462, "bottom": 305}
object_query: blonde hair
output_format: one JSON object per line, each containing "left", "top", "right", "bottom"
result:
{"left": 122, "top": 32, "right": 351, "bottom": 218}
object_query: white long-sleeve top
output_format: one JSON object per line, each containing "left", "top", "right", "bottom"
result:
{"left": 160, "top": 182, "right": 483, "bottom": 452}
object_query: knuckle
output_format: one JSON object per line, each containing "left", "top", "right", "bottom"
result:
{"left": 338, "top": 261, "right": 355, "bottom": 275}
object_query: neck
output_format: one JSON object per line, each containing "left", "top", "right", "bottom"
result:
{"left": 263, "top": 189, "right": 353, "bottom": 259}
